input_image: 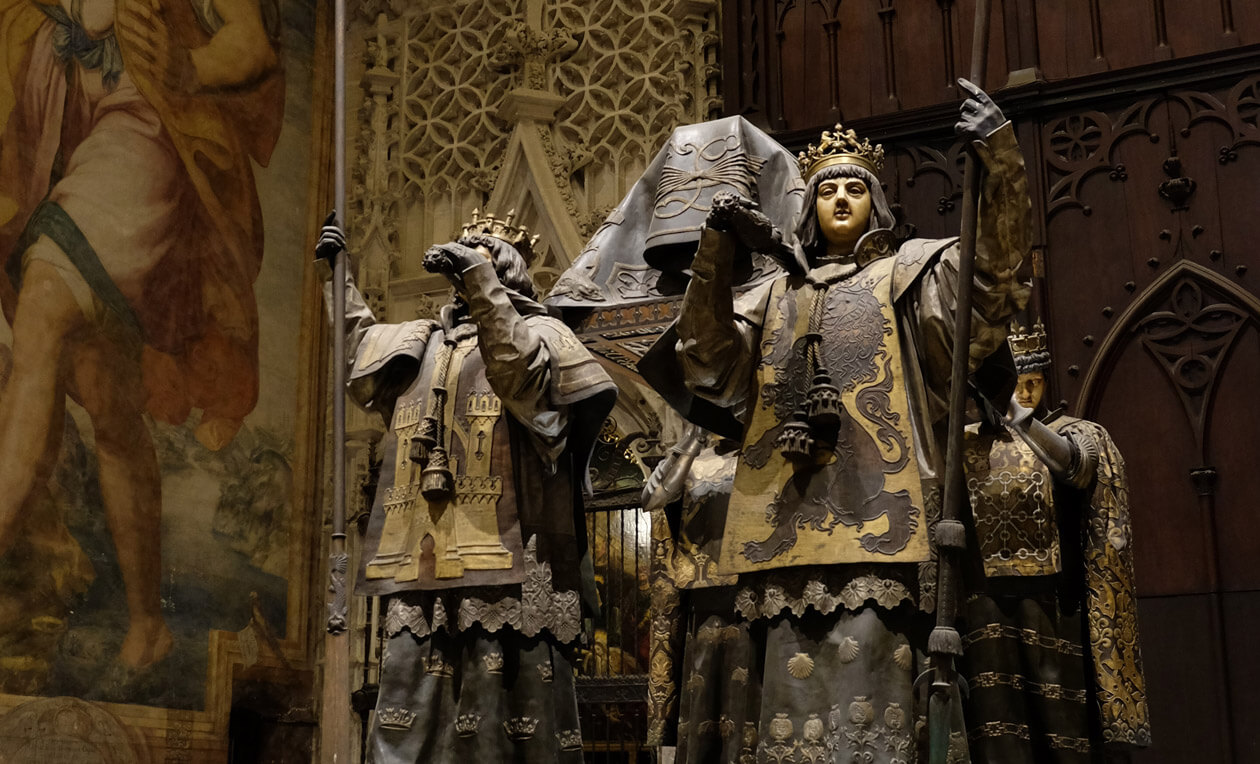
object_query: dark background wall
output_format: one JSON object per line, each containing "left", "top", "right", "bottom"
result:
{"left": 721, "top": 2, "right": 1260, "bottom": 761}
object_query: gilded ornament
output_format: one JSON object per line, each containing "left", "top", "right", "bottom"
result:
{"left": 378, "top": 707, "right": 417, "bottom": 731}
{"left": 719, "top": 715, "right": 737, "bottom": 738}
{"left": 742, "top": 721, "right": 758, "bottom": 748}
{"left": 423, "top": 653, "right": 453, "bottom": 677}
{"left": 454, "top": 713, "right": 481, "bottom": 737}
{"left": 802, "top": 713, "right": 824, "bottom": 742}
{"left": 848, "top": 697, "right": 874, "bottom": 727}
{"left": 883, "top": 703, "right": 906, "bottom": 731}
{"left": 836, "top": 635, "right": 860, "bottom": 664}
{"left": 787, "top": 652, "right": 816, "bottom": 679}
{"left": 731, "top": 666, "right": 749, "bottom": 684}
{"left": 502, "top": 717, "right": 540, "bottom": 741}
{"left": 536, "top": 661, "right": 554, "bottom": 683}
{"left": 555, "top": 729, "right": 582, "bottom": 751}
{"left": 893, "top": 643, "right": 913, "bottom": 671}
{"left": 796, "top": 123, "right": 886, "bottom": 179}
{"left": 482, "top": 651, "right": 504, "bottom": 674}
{"left": 769, "top": 712, "right": 794, "bottom": 742}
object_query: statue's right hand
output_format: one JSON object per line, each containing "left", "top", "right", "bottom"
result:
{"left": 316, "top": 211, "right": 346, "bottom": 266}
{"left": 706, "top": 191, "right": 787, "bottom": 257}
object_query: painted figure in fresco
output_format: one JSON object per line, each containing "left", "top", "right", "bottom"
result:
{"left": 0, "top": 0, "right": 283, "bottom": 669}
{"left": 318, "top": 211, "right": 616, "bottom": 762}
{"left": 638, "top": 79, "right": 1030, "bottom": 763}
{"left": 959, "top": 320, "right": 1150, "bottom": 760}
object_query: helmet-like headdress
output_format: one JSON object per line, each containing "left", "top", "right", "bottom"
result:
{"left": 1010, "top": 320, "right": 1051, "bottom": 374}
{"left": 797, "top": 124, "right": 885, "bottom": 181}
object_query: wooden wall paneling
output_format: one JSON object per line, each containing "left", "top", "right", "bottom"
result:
{"left": 1236, "top": 0, "right": 1260, "bottom": 45}
{"left": 832, "top": 0, "right": 881, "bottom": 122}
{"left": 721, "top": 0, "right": 767, "bottom": 121}
{"left": 770, "top": 0, "right": 832, "bottom": 129}
{"left": 890, "top": 0, "right": 950, "bottom": 113}
{"left": 1028, "top": 0, "right": 1068, "bottom": 81}
{"left": 1097, "top": 0, "right": 1168, "bottom": 71}
{"left": 1224, "top": 591, "right": 1260, "bottom": 763}
{"left": 999, "top": 0, "right": 1040, "bottom": 84}
{"left": 1136, "top": 596, "right": 1229, "bottom": 763}
{"left": 952, "top": 0, "right": 1008, "bottom": 92}
{"left": 1164, "top": 0, "right": 1233, "bottom": 61}
{"left": 1091, "top": 330, "right": 1211, "bottom": 596}
{"left": 886, "top": 138, "right": 965, "bottom": 243}
{"left": 1207, "top": 323, "right": 1260, "bottom": 592}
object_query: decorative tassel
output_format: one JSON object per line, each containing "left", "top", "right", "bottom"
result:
{"left": 410, "top": 415, "right": 439, "bottom": 464}
{"left": 776, "top": 412, "right": 815, "bottom": 462}
{"left": 408, "top": 436, "right": 430, "bottom": 465}
{"left": 421, "top": 447, "right": 455, "bottom": 501}
{"left": 806, "top": 369, "right": 843, "bottom": 431}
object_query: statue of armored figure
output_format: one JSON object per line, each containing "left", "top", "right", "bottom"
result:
{"left": 318, "top": 212, "right": 616, "bottom": 763}
{"left": 959, "top": 320, "right": 1150, "bottom": 761}
{"left": 637, "top": 79, "right": 1031, "bottom": 763}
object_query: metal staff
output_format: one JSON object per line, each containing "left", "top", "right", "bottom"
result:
{"left": 319, "top": 0, "right": 352, "bottom": 756}
{"left": 926, "top": 0, "right": 992, "bottom": 761}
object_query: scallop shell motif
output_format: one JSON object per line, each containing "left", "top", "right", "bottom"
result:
{"left": 787, "top": 652, "right": 816, "bottom": 679}
{"left": 837, "top": 636, "right": 861, "bottom": 664}
{"left": 893, "top": 643, "right": 914, "bottom": 671}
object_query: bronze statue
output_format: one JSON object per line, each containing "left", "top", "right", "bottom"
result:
{"left": 318, "top": 211, "right": 616, "bottom": 762}
{"left": 637, "top": 79, "right": 1030, "bottom": 763}
{"left": 959, "top": 320, "right": 1150, "bottom": 761}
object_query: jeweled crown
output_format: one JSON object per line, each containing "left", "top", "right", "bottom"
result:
{"left": 460, "top": 208, "right": 539, "bottom": 259}
{"left": 797, "top": 124, "right": 885, "bottom": 180}
{"left": 1009, "top": 320, "right": 1048, "bottom": 357}
{"left": 1009, "top": 319, "right": 1052, "bottom": 373}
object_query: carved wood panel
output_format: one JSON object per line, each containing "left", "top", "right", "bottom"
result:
{"left": 724, "top": 0, "right": 1260, "bottom": 128}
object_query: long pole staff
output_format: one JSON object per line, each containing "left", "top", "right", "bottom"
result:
{"left": 927, "top": 1, "right": 992, "bottom": 762}
{"left": 319, "top": 0, "right": 352, "bottom": 756}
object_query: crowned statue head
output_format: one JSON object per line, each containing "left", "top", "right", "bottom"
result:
{"left": 794, "top": 124, "right": 896, "bottom": 264}
{"left": 455, "top": 208, "right": 540, "bottom": 299}
{"left": 1009, "top": 319, "right": 1051, "bottom": 412}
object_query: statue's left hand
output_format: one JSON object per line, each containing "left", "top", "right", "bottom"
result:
{"left": 955, "top": 78, "right": 1006, "bottom": 142}
{"left": 422, "top": 242, "right": 485, "bottom": 281}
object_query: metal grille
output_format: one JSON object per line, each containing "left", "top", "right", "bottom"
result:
{"left": 576, "top": 503, "right": 652, "bottom": 762}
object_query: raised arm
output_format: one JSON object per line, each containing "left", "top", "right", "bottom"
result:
{"left": 424, "top": 243, "right": 569, "bottom": 464}
{"left": 910, "top": 81, "right": 1032, "bottom": 410}
{"left": 675, "top": 193, "right": 774, "bottom": 408}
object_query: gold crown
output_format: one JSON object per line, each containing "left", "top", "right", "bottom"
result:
{"left": 460, "top": 208, "right": 539, "bottom": 259}
{"left": 797, "top": 124, "right": 885, "bottom": 180}
{"left": 1009, "top": 319, "right": 1048, "bottom": 357}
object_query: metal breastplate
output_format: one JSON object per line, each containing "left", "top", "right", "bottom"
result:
{"left": 963, "top": 427, "right": 1061, "bottom": 578}
{"left": 719, "top": 257, "right": 931, "bottom": 574}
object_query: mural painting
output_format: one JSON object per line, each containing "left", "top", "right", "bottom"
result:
{"left": 0, "top": 0, "right": 321, "bottom": 746}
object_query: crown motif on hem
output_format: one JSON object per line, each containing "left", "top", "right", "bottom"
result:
{"left": 460, "top": 208, "right": 540, "bottom": 260}
{"left": 503, "top": 716, "right": 540, "bottom": 741}
{"left": 797, "top": 124, "right": 885, "bottom": 179}
{"left": 377, "top": 707, "right": 417, "bottom": 730}
{"left": 455, "top": 713, "right": 482, "bottom": 737}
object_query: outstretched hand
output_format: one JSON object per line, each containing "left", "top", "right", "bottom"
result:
{"left": 955, "top": 78, "right": 1006, "bottom": 142}
{"left": 315, "top": 211, "right": 345, "bottom": 266}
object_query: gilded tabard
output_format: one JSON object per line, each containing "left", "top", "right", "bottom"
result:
{"left": 963, "top": 426, "right": 1061, "bottom": 578}
{"left": 363, "top": 328, "right": 526, "bottom": 591}
{"left": 720, "top": 256, "right": 930, "bottom": 574}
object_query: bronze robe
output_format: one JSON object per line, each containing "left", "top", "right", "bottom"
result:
{"left": 640, "top": 123, "right": 1031, "bottom": 764}
{"left": 336, "top": 262, "right": 617, "bottom": 763}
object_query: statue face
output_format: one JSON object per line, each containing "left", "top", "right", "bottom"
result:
{"left": 815, "top": 177, "right": 873, "bottom": 251}
{"left": 1015, "top": 371, "right": 1046, "bottom": 411}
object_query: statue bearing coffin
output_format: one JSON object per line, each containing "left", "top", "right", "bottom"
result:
{"left": 637, "top": 81, "right": 1031, "bottom": 763}
{"left": 320, "top": 211, "right": 616, "bottom": 763}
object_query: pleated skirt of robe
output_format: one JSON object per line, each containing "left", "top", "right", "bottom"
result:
{"left": 369, "top": 626, "right": 584, "bottom": 763}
